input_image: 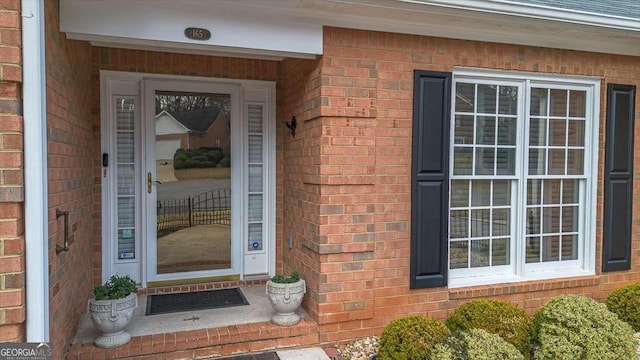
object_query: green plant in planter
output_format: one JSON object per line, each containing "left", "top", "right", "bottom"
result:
{"left": 270, "top": 271, "right": 301, "bottom": 284}
{"left": 93, "top": 274, "right": 137, "bottom": 300}
{"left": 266, "top": 271, "right": 305, "bottom": 326}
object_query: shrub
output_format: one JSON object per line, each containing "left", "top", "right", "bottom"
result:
{"left": 445, "top": 299, "right": 532, "bottom": 357}
{"left": 204, "top": 149, "right": 224, "bottom": 164}
{"left": 431, "top": 328, "right": 524, "bottom": 360}
{"left": 532, "top": 294, "right": 637, "bottom": 360}
{"left": 377, "top": 315, "right": 450, "bottom": 360}
{"left": 173, "top": 148, "right": 219, "bottom": 169}
{"left": 607, "top": 282, "right": 640, "bottom": 331}
{"left": 218, "top": 156, "right": 230, "bottom": 167}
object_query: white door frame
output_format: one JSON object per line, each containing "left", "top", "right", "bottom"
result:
{"left": 100, "top": 71, "right": 276, "bottom": 287}
{"left": 144, "top": 79, "right": 242, "bottom": 284}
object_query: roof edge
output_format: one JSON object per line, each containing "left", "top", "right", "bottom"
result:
{"left": 398, "top": 0, "right": 639, "bottom": 31}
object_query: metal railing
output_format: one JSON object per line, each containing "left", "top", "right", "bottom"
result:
{"left": 157, "top": 188, "right": 231, "bottom": 237}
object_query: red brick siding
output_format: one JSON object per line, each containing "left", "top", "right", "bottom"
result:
{"left": 281, "top": 57, "right": 324, "bottom": 321}
{"left": 49, "top": 23, "right": 640, "bottom": 355}
{"left": 89, "top": 48, "right": 283, "bottom": 286}
{"left": 45, "top": 0, "right": 94, "bottom": 357}
{"left": 0, "top": 0, "right": 24, "bottom": 343}
{"left": 300, "top": 27, "right": 640, "bottom": 343}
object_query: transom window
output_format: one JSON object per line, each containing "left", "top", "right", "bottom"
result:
{"left": 449, "top": 70, "right": 598, "bottom": 287}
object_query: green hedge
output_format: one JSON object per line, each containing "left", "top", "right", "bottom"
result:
{"left": 607, "top": 282, "right": 640, "bottom": 331}
{"left": 431, "top": 329, "right": 524, "bottom": 360}
{"left": 445, "top": 299, "right": 532, "bottom": 357}
{"left": 173, "top": 147, "right": 225, "bottom": 169}
{"left": 377, "top": 316, "right": 450, "bottom": 360}
{"left": 532, "top": 294, "right": 637, "bottom": 360}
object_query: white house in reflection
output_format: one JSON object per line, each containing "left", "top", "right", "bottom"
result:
{"left": 155, "top": 106, "right": 229, "bottom": 160}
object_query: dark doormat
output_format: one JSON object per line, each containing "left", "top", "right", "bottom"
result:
{"left": 213, "top": 352, "right": 279, "bottom": 360}
{"left": 145, "top": 288, "right": 249, "bottom": 315}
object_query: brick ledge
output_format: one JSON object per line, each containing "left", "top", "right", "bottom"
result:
{"left": 449, "top": 275, "right": 601, "bottom": 300}
{"left": 67, "top": 318, "right": 319, "bottom": 359}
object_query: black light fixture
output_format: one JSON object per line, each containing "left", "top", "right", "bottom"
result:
{"left": 285, "top": 116, "right": 297, "bottom": 137}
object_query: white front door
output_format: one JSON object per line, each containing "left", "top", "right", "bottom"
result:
{"left": 101, "top": 72, "right": 275, "bottom": 287}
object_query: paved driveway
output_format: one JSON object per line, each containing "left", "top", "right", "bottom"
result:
{"left": 157, "top": 178, "right": 231, "bottom": 200}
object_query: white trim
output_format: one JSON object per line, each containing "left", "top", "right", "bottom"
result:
{"left": 101, "top": 78, "right": 142, "bottom": 283}
{"left": 217, "top": 0, "right": 640, "bottom": 56}
{"left": 448, "top": 68, "right": 599, "bottom": 288}
{"left": 395, "top": 0, "right": 640, "bottom": 31}
{"left": 74, "top": 36, "right": 317, "bottom": 61}
{"left": 22, "top": 0, "right": 49, "bottom": 342}
{"left": 59, "top": 0, "right": 322, "bottom": 60}
{"left": 101, "top": 71, "right": 277, "bottom": 285}
{"left": 143, "top": 79, "right": 242, "bottom": 285}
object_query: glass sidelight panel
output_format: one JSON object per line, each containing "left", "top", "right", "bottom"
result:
{"left": 154, "top": 91, "right": 232, "bottom": 274}
{"left": 247, "top": 104, "right": 264, "bottom": 252}
{"left": 116, "top": 97, "right": 136, "bottom": 260}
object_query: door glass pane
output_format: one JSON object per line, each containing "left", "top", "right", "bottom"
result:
{"left": 154, "top": 91, "right": 232, "bottom": 274}
{"left": 248, "top": 165, "right": 263, "bottom": 192}
{"left": 248, "top": 223, "right": 263, "bottom": 251}
{"left": 117, "top": 165, "right": 135, "bottom": 196}
{"left": 248, "top": 135, "right": 263, "bottom": 163}
{"left": 117, "top": 133, "right": 135, "bottom": 163}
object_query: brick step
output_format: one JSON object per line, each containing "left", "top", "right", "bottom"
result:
{"left": 66, "top": 318, "right": 319, "bottom": 359}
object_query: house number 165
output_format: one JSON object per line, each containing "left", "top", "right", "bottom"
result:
{"left": 184, "top": 27, "right": 211, "bottom": 41}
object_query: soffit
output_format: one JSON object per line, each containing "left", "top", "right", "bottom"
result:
{"left": 60, "top": 0, "right": 640, "bottom": 57}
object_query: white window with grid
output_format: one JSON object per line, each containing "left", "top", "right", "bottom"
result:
{"left": 449, "top": 69, "right": 599, "bottom": 287}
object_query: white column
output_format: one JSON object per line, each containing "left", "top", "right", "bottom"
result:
{"left": 22, "top": 0, "right": 49, "bottom": 342}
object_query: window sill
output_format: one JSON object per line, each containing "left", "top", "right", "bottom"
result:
{"left": 448, "top": 274, "right": 599, "bottom": 300}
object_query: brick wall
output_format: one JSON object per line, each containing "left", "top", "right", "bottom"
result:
{"left": 299, "top": 27, "right": 640, "bottom": 343}
{"left": 0, "top": 0, "right": 25, "bottom": 344}
{"left": 281, "top": 57, "right": 324, "bottom": 320}
{"left": 45, "top": 1, "right": 94, "bottom": 357}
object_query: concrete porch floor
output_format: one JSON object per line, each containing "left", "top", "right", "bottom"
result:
{"left": 72, "top": 285, "right": 304, "bottom": 344}
{"left": 67, "top": 284, "right": 320, "bottom": 359}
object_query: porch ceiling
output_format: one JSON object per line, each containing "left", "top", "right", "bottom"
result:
{"left": 60, "top": 0, "right": 639, "bottom": 58}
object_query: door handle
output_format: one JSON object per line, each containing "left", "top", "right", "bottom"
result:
{"left": 147, "top": 172, "right": 162, "bottom": 193}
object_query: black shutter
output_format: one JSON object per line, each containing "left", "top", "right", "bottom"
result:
{"left": 410, "top": 70, "right": 452, "bottom": 288}
{"left": 602, "top": 83, "right": 636, "bottom": 272}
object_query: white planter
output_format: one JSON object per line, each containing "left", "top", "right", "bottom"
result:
{"left": 88, "top": 293, "right": 137, "bottom": 348}
{"left": 266, "top": 279, "right": 306, "bottom": 326}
